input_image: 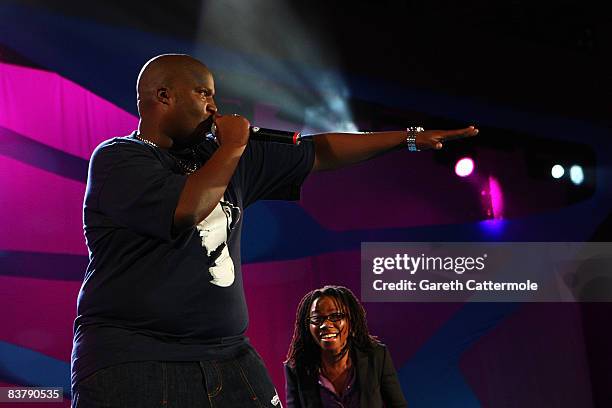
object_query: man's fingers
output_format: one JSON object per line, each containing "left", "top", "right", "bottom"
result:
{"left": 441, "top": 126, "right": 479, "bottom": 141}
{"left": 444, "top": 126, "right": 478, "bottom": 136}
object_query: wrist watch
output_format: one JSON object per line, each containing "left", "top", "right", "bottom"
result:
{"left": 406, "top": 126, "right": 424, "bottom": 152}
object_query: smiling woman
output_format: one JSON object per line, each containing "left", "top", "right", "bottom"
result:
{"left": 285, "top": 285, "right": 407, "bottom": 408}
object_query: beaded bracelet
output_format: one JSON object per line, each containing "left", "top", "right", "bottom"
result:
{"left": 406, "top": 126, "right": 424, "bottom": 152}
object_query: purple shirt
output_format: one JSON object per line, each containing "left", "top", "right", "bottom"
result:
{"left": 318, "top": 366, "right": 360, "bottom": 408}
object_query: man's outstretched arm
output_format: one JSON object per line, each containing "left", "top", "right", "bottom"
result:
{"left": 311, "top": 126, "right": 479, "bottom": 172}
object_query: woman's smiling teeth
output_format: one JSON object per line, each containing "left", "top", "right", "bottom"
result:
{"left": 321, "top": 332, "right": 338, "bottom": 340}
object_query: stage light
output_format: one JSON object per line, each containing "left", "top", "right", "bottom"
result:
{"left": 551, "top": 164, "right": 564, "bottom": 179}
{"left": 480, "top": 219, "right": 506, "bottom": 235}
{"left": 303, "top": 74, "right": 358, "bottom": 132}
{"left": 570, "top": 165, "right": 584, "bottom": 185}
{"left": 455, "top": 157, "right": 474, "bottom": 177}
{"left": 197, "top": 1, "right": 357, "bottom": 133}
{"left": 488, "top": 176, "right": 504, "bottom": 219}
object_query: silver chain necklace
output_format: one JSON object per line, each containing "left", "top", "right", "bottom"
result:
{"left": 174, "top": 156, "right": 200, "bottom": 174}
{"left": 134, "top": 134, "right": 159, "bottom": 148}
{"left": 134, "top": 134, "right": 201, "bottom": 175}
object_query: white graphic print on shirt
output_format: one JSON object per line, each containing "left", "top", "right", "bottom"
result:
{"left": 196, "top": 200, "right": 240, "bottom": 287}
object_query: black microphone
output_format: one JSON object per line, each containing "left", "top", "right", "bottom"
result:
{"left": 210, "top": 124, "right": 303, "bottom": 145}
{"left": 249, "top": 126, "right": 302, "bottom": 145}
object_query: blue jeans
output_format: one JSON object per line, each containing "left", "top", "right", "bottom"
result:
{"left": 72, "top": 346, "right": 282, "bottom": 407}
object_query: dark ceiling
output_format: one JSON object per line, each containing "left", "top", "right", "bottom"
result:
{"left": 12, "top": 0, "right": 612, "bottom": 125}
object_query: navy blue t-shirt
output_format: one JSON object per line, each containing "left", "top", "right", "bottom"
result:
{"left": 71, "top": 132, "right": 314, "bottom": 390}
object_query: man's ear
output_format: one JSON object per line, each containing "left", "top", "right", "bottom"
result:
{"left": 156, "top": 87, "right": 170, "bottom": 105}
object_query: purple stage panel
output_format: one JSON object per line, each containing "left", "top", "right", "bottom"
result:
{"left": 243, "top": 257, "right": 319, "bottom": 404}
{"left": 301, "top": 151, "right": 485, "bottom": 231}
{"left": 0, "top": 275, "right": 79, "bottom": 363}
{"left": 460, "top": 303, "right": 592, "bottom": 407}
{"left": 0, "top": 155, "right": 86, "bottom": 255}
{"left": 0, "top": 62, "right": 137, "bottom": 159}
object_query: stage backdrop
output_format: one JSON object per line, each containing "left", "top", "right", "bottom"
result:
{"left": 1, "top": 2, "right": 611, "bottom": 407}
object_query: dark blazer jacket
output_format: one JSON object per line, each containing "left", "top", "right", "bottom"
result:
{"left": 284, "top": 343, "right": 407, "bottom": 408}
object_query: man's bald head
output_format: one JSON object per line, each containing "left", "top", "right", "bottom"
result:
{"left": 135, "top": 54, "right": 218, "bottom": 147}
{"left": 136, "top": 54, "right": 211, "bottom": 116}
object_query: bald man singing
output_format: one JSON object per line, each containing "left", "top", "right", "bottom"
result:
{"left": 71, "top": 54, "right": 477, "bottom": 407}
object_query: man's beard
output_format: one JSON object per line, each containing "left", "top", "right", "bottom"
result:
{"left": 172, "top": 116, "right": 215, "bottom": 150}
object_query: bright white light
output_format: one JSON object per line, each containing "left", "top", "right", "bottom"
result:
{"left": 455, "top": 157, "right": 475, "bottom": 177}
{"left": 303, "top": 74, "right": 358, "bottom": 132}
{"left": 198, "top": 1, "right": 358, "bottom": 132}
{"left": 570, "top": 165, "right": 584, "bottom": 185}
{"left": 551, "top": 164, "right": 565, "bottom": 179}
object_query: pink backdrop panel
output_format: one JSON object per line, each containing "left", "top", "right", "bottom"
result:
{"left": 0, "top": 275, "right": 80, "bottom": 362}
{"left": 0, "top": 156, "right": 87, "bottom": 255}
{"left": 0, "top": 62, "right": 137, "bottom": 159}
{"left": 460, "top": 303, "right": 593, "bottom": 408}
{"left": 301, "top": 151, "right": 484, "bottom": 231}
